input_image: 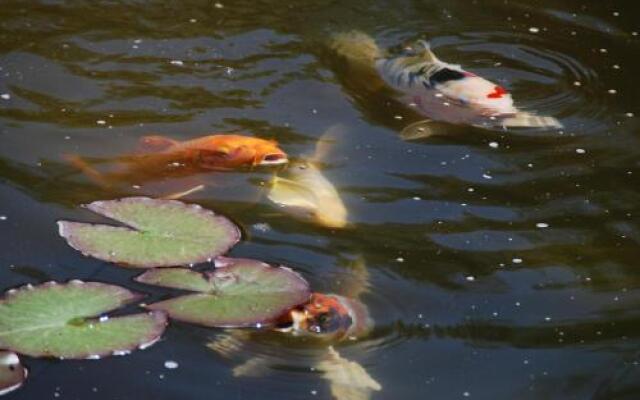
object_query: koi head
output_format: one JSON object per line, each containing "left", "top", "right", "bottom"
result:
{"left": 187, "top": 135, "right": 288, "bottom": 169}
{"left": 250, "top": 139, "right": 289, "bottom": 166}
{"left": 275, "top": 293, "right": 371, "bottom": 340}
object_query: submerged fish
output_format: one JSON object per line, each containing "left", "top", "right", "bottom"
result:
{"left": 208, "top": 258, "right": 380, "bottom": 400}
{"left": 267, "top": 129, "right": 347, "bottom": 228}
{"left": 330, "top": 31, "right": 562, "bottom": 136}
{"left": 66, "top": 134, "right": 288, "bottom": 187}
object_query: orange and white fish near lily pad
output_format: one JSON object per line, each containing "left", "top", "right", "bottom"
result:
{"left": 65, "top": 134, "right": 288, "bottom": 187}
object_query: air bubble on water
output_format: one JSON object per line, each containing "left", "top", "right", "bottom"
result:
{"left": 482, "top": 174, "right": 493, "bottom": 179}
{"left": 467, "top": 188, "right": 474, "bottom": 192}
{"left": 599, "top": 48, "right": 608, "bottom": 53}
{"left": 608, "top": 89, "right": 617, "bottom": 94}
{"left": 394, "top": 115, "right": 403, "bottom": 120}
{"left": 576, "top": 148, "right": 586, "bottom": 154}
{"left": 512, "top": 258, "right": 523, "bottom": 264}
{"left": 0, "top": 93, "right": 10, "bottom": 100}
{"left": 189, "top": 18, "right": 197, "bottom": 23}
{"left": 544, "top": 316, "right": 551, "bottom": 321}
{"left": 164, "top": 360, "right": 179, "bottom": 369}
{"left": 0, "top": 216, "right": 6, "bottom": 221}
{"left": 528, "top": 27, "right": 539, "bottom": 33}
{"left": 465, "top": 276, "right": 475, "bottom": 282}
{"left": 488, "top": 141, "right": 499, "bottom": 148}
{"left": 170, "top": 60, "right": 184, "bottom": 66}
{"left": 536, "top": 222, "right": 549, "bottom": 228}
{"left": 96, "top": 120, "right": 106, "bottom": 125}
{"left": 214, "top": 2, "right": 223, "bottom": 8}
{"left": 463, "top": 392, "right": 470, "bottom": 397}
{"left": 625, "top": 112, "right": 634, "bottom": 117}
{"left": 396, "top": 257, "right": 405, "bottom": 263}
{"left": 412, "top": 196, "right": 421, "bottom": 200}
{"left": 573, "top": 81, "right": 581, "bottom": 86}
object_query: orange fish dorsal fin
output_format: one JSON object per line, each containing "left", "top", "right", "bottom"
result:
{"left": 139, "top": 135, "right": 179, "bottom": 152}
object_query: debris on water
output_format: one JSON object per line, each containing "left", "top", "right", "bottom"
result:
{"left": 576, "top": 148, "right": 586, "bottom": 154}
{"left": 189, "top": 18, "right": 197, "bottom": 23}
{"left": 625, "top": 112, "right": 634, "bottom": 117}
{"left": 608, "top": 89, "right": 617, "bottom": 94}
{"left": 0, "top": 93, "right": 10, "bottom": 100}
{"left": 528, "top": 27, "right": 540, "bottom": 33}
{"left": 214, "top": 2, "right": 223, "bottom": 8}
{"left": 488, "top": 141, "right": 499, "bottom": 149}
{"left": 169, "top": 60, "right": 184, "bottom": 66}
{"left": 0, "top": 216, "right": 6, "bottom": 221}
{"left": 96, "top": 120, "right": 106, "bottom": 125}
{"left": 573, "top": 81, "right": 582, "bottom": 86}
{"left": 512, "top": 258, "right": 523, "bottom": 264}
{"left": 164, "top": 360, "right": 179, "bottom": 369}
{"left": 396, "top": 257, "right": 404, "bottom": 263}
{"left": 482, "top": 174, "right": 493, "bottom": 180}
{"left": 465, "top": 276, "right": 475, "bottom": 282}
{"left": 536, "top": 222, "right": 549, "bottom": 228}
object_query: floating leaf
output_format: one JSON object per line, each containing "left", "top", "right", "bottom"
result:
{"left": 0, "top": 281, "right": 167, "bottom": 359}
{"left": 0, "top": 351, "right": 26, "bottom": 396}
{"left": 136, "top": 257, "right": 310, "bottom": 327}
{"left": 58, "top": 197, "right": 240, "bottom": 268}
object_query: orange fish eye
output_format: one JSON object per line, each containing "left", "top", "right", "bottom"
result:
{"left": 487, "top": 85, "right": 507, "bottom": 99}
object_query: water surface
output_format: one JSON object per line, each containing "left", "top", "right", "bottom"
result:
{"left": 1, "top": 0, "right": 639, "bottom": 399}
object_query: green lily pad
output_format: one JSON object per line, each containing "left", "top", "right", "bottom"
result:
{"left": 136, "top": 257, "right": 311, "bottom": 328}
{"left": 58, "top": 197, "right": 241, "bottom": 268}
{"left": 0, "top": 351, "right": 26, "bottom": 396}
{"left": 0, "top": 281, "right": 167, "bottom": 359}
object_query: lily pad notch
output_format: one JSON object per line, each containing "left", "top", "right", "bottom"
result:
{"left": 0, "top": 280, "right": 167, "bottom": 359}
{"left": 136, "top": 257, "right": 311, "bottom": 328}
{"left": 58, "top": 197, "right": 241, "bottom": 268}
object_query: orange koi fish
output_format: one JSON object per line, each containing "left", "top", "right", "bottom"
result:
{"left": 66, "top": 134, "right": 288, "bottom": 187}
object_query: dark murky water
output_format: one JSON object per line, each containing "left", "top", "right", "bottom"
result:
{"left": 1, "top": 0, "right": 639, "bottom": 399}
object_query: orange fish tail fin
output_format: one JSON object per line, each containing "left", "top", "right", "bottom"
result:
{"left": 63, "top": 153, "right": 111, "bottom": 188}
{"left": 139, "top": 135, "right": 178, "bottom": 152}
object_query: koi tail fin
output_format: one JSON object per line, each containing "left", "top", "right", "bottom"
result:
{"left": 329, "top": 31, "right": 382, "bottom": 67}
{"left": 500, "top": 112, "right": 563, "bottom": 129}
{"left": 63, "top": 154, "right": 111, "bottom": 188}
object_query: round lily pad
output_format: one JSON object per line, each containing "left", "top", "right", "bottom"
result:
{"left": 58, "top": 197, "right": 241, "bottom": 268}
{"left": 0, "top": 281, "right": 167, "bottom": 359}
{"left": 0, "top": 351, "right": 26, "bottom": 396}
{"left": 136, "top": 257, "right": 311, "bottom": 328}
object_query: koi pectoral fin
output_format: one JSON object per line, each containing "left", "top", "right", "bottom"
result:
{"left": 316, "top": 346, "right": 382, "bottom": 400}
{"left": 63, "top": 153, "right": 111, "bottom": 188}
{"left": 399, "top": 119, "right": 442, "bottom": 141}
{"left": 500, "top": 112, "right": 563, "bottom": 129}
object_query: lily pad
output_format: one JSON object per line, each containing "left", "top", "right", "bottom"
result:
{"left": 136, "top": 257, "right": 311, "bottom": 327}
{"left": 0, "top": 281, "right": 167, "bottom": 359}
{"left": 58, "top": 197, "right": 240, "bottom": 268}
{"left": 0, "top": 351, "right": 26, "bottom": 396}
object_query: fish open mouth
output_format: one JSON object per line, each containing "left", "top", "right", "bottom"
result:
{"left": 259, "top": 153, "right": 289, "bottom": 165}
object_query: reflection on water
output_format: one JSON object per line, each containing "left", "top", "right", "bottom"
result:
{"left": 1, "top": 0, "right": 639, "bottom": 399}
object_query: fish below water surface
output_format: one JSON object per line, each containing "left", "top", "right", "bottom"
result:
{"left": 66, "top": 134, "right": 288, "bottom": 187}
{"left": 267, "top": 128, "right": 348, "bottom": 228}
{"left": 330, "top": 31, "right": 563, "bottom": 135}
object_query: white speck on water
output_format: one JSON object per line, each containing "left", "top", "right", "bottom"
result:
{"left": 625, "top": 112, "right": 634, "bottom": 117}
{"left": 394, "top": 115, "right": 403, "bottom": 120}
{"left": 599, "top": 48, "right": 608, "bottom": 53}
{"left": 463, "top": 392, "right": 470, "bottom": 397}
{"left": 573, "top": 81, "right": 581, "bottom": 87}
{"left": 523, "top": 359, "right": 530, "bottom": 365}
{"left": 613, "top": 11, "right": 620, "bottom": 17}
{"left": 488, "top": 141, "right": 499, "bottom": 149}
{"left": 465, "top": 276, "right": 475, "bottom": 282}
{"left": 515, "top": 302, "right": 521, "bottom": 307}
{"left": 164, "top": 360, "right": 179, "bottom": 369}
{"left": 482, "top": 174, "right": 493, "bottom": 180}
{"left": 512, "top": 258, "right": 523, "bottom": 264}
{"left": 467, "top": 187, "right": 475, "bottom": 192}
{"left": 412, "top": 196, "right": 421, "bottom": 200}
{"left": 255, "top": 322, "right": 262, "bottom": 329}
{"left": 0, "top": 93, "right": 10, "bottom": 100}
{"left": 529, "top": 27, "right": 540, "bottom": 33}
{"left": 169, "top": 60, "right": 184, "bottom": 66}
{"left": 214, "top": 2, "right": 224, "bottom": 8}
{"left": 536, "top": 222, "right": 549, "bottom": 228}
{"left": 434, "top": 93, "right": 443, "bottom": 98}
{"left": 0, "top": 216, "right": 6, "bottom": 221}
{"left": 252, "top": 223, "right": 270, "bottom": 232}
{"left": 608, "top": 89, "right": 617, "bottom": 94}
{"left": 576, "top": 148, "right": 586, "bottom": 154}
{"left": 99, "top": 315, "right": 109, "bottom": 322}
{"left": 310, "top": 390, "right": 318, "bottom": 396}
{"left": 396, "top": 257, "right": 405, "bottom": 263}
{"left": 132, "top": 185, "right": 141, "bottom": 189}
{"left": 613, "top": 64, "right": 620, "bottom": 70}
{"left": 189, "top": 18, "right": 197, "bottom": 23}
{"left": 544, "top": 316, "right": 552, "bottom": 321}
{"left": 96, "top": 120, "right": 106, "bottom": 125}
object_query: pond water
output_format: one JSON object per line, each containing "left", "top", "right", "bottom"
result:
{"left": 1, "top": 0, "right": 639, "bottom": 399}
